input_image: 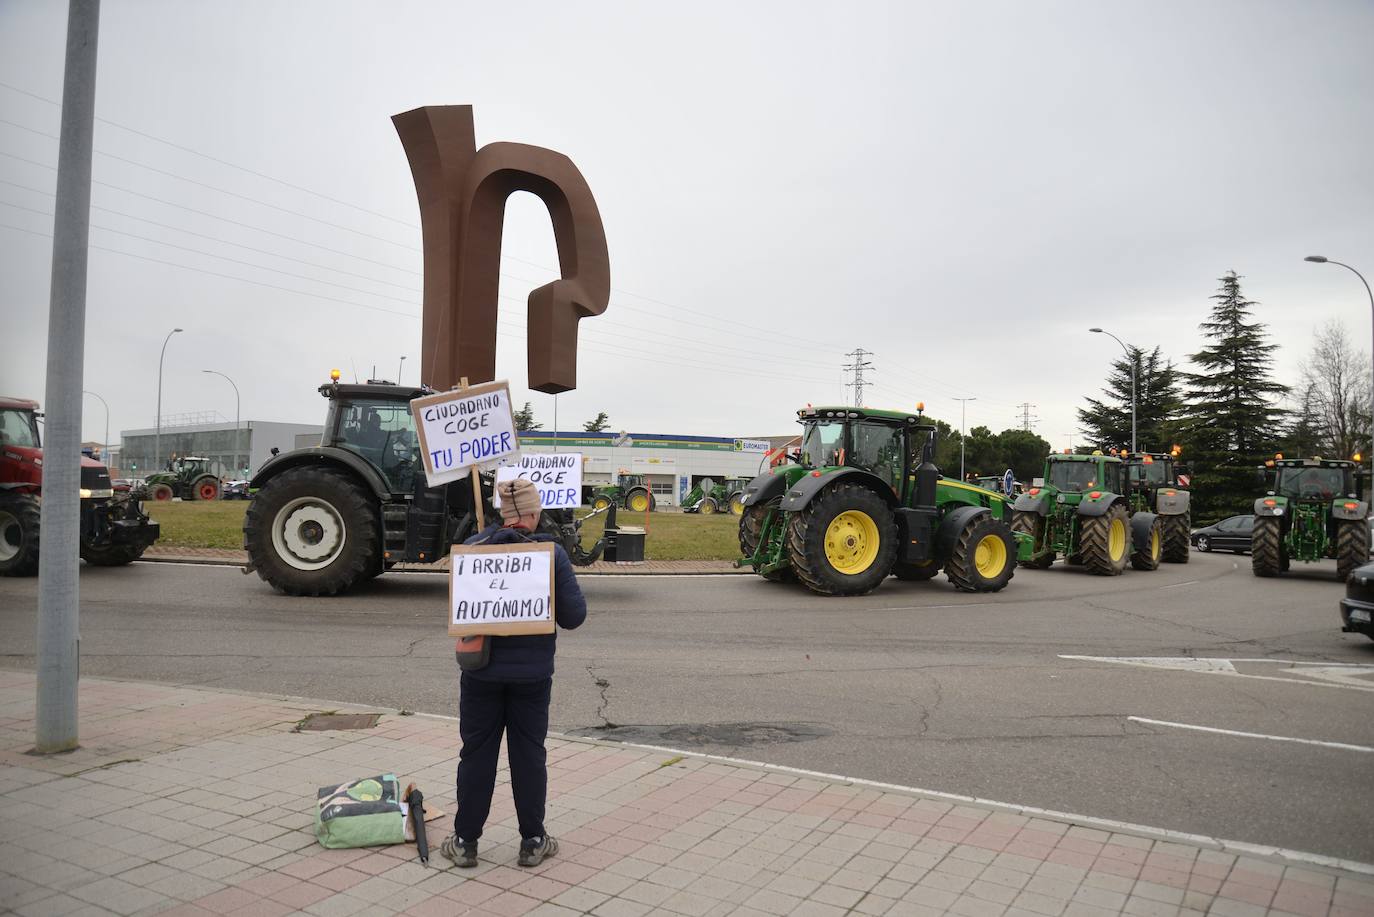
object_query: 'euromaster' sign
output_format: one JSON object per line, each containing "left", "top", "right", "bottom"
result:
{"left": 411, "top": 380, "right": 518, "bottom": 486}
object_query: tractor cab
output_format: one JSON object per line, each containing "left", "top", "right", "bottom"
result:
{"left": 616, "top": 473, "right": 647, "bottom": 489}
{"left": 166, "top": 455, "right": 212, "bottom": 477}
{"left": 1265, "top": 457, "right": 1357, "bottom": 503}
{"left": 319, "top": 381, "right": 427, "bottom": 495}
{"left": 1039, "top": 453, "right": 1123, "bottom": 505}
{"left": 795, "top": 405, "right": 931, "bottom": 499}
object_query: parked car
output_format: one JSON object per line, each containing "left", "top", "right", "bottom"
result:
{"left": 1191, "top": 514, "right": 1254, "bottom": 553}
{"left": 221, "top": 480, "right": 251, "bottom": 500}
{"left": 1340, "top": 560, "right": 1374, "bottom": 640}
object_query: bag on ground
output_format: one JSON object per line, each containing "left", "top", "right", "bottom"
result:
{"left": 314, "top": 774, "right": 406, "bottom": 848}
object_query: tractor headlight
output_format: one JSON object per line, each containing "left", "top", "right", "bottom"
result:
{"left": 79, "top": 488, "right": 114, "bottom": 499}
{"left": 1272, "top": 507, "right": 1284, "bottom": 516}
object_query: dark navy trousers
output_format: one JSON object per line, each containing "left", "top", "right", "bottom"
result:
{"left": 454, "top": 673, "right": 551, "bottom": 842}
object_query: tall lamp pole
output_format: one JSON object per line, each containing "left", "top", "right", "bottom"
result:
{"left": 82, "top": 390, "right": 108, "bottom": 461}
{"left": 954, "top": 397, "right": 977, "bottom": 479}
{"left": 201, "top": 370, "right": 240, "bottom": 476}
{"left": 398, "top": 355, "right": 406, "bottom": 385}
{"left": 1090, "top": 327, "right": 1136, "bottom": 453}
{"left": 1305, "top": 255, "right": 1374, "bottom": 487}
{"left": 154, "top": 327, "right": 183, "bottom": 470}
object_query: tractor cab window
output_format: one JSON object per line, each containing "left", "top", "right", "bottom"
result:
{"left": 801, "top": 421, "right": 845, "bottom": 468}
{"left": 0, "top": 409, "right": 40, "bottom": 448}
{"left": 849, "top": 424, "right": 904, "bottom": 492}
{"left": 338, "top": 400, "right": 418, "bottom": 492}
{"left": 1048, "top": 461, "right": 1100, "bottom": 492}
{"left": 1276, "top": 466, "right": 1351, "bottom": 501}
{"left": 1102, "top": 463, "right": 1124, "bottom": 494}
{"left": 1129, "top": 461, "right": 1169, "bottom": 485}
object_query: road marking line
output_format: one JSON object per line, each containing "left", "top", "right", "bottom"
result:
{"left": 1128, "top": 716, "right": 1374, "bottom": 753}
{"left": 1059, "top": 655, "right": 1374, "bottom": 693}
{"left": 1160, "top": 580, "right": 1199, "bottom": 588}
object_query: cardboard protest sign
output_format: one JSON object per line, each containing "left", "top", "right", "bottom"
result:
{"left": 411, "top": 381, "right": 517, "bottom": 486}
{"left": 493, "top": 453, "right": 583, "bottom": 510}
{"left": 448, "top": 542, "right": 555, "bottom": 637}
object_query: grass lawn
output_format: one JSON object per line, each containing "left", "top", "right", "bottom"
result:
{"left": 146, "top": 500, "right": 743, "bottom": 561}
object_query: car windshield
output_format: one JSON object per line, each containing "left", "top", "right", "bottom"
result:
{"left": 0, "top": 409, "right": 39, "bottom": 448}
{"left": 1275, "top": 466, "right": 1350, "bottom": 500}
{"left": 801, "top": 421, "right": 845, "bottom": 468}
{"left": 1049, "top": 460, "right": 1101, "bottom": 492}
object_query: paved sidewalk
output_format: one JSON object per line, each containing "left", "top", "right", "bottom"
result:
{"left": 140, "top": 546, "right": 745, "bottom": 575}
{"left": 1, "top": 672, "right": 1370, "bottom": 917}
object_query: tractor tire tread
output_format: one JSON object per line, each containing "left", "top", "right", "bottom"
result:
{"left": 1161, "top": 513, "right": 1191, "bottom": 563}
{"left": 1336, "top": 518, "right": 1370, "bottom": 580}
{"left": 1130, "top": 515, "right": 1163, "bottom": 571}
{"left": 945, "top": 515, "right": 1016, "bottom": 593}
{"left": 1251, "top": 516, "right": 1284, "bottom": 577}
{"left": 1011, "top": 510, "right": 1053, "bottom": 569}
{"left": 786, "top": 482, "right": 896, "bottom": 596}
{"left": 0, "top": 494, "right": 42, "bottom": 577}
{"left": 1080, "top": 503, "right": 1129, "bottom": 576}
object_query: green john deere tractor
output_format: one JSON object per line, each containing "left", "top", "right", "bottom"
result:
{"left": 1252, "top": 456, "right": 1369, "bottom": 579}
{"left": 736, "top": 406, "right": 1022, "bottom": 596}
{"left": 1011, "top": 451, "right": 1161, "bottom": 574}
{"left": 143, "top": 455, "right": 221, "bottom": 501}
{"left": 590, "top": 474, "right": 656, "bottom": 513}
{"left": 1122, "top": 451, "right": 1191, "bottom": 563}
{"left": 683, "top": 477, "right": 748, "bottom": 515}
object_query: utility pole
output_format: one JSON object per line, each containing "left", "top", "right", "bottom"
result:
{"left": 37, "top": 0, "right": 100, "bottom": 754}
{"left": 954, "top": 397, "right": 977, "bottom": 480}
{"left": 843, "top": 348, "right": 874, "bottom": 408}
{"left": 1016, "top": 402, "right": 1038, "bottom": 432}
{"left": 1063, "top": 432, "right": 1077, "bottom": 452}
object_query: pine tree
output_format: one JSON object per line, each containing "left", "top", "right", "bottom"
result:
{"left": 513, "top": 402, "right": 539, "bottom": 432}
{"left": 583, "top": 412, "right": 611, "bottom": 432}
{"left": 1180, "top": 271, "right": 1289, "bottom": 521}
{"left": 1077, "top": 346, "right": 1184, "bottom": 453}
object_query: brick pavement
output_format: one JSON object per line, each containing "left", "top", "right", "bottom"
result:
{"left": 1, "top": 671, "right": 1371, "bottom": 917}
{"left": 139, "top": 546, "right": 745, "bottom": 575}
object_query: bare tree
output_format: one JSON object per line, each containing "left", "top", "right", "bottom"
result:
{"left": 1299, "top": 320, "right": 1371, "bottom": 459}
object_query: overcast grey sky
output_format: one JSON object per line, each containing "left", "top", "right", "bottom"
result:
{"left": 2, "top": 0, "right": 1372, "bottom": 456}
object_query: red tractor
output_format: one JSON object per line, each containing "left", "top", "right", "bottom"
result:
{"left": 0, "top": 396, "right": 160, "bottom": 576}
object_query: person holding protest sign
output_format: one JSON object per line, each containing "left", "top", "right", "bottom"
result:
{"left": 440, "top": 477, "right": 587, "bottom": 869}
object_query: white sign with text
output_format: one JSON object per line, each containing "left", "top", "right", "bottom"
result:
{"left": 493, "top": 453, "right": 583, "bottom": 510}
{"left": 411, "top": 381, "right": 517, "bottom": 486}
{"left": 448, "top": 542, "right": 555, "bottom": 637}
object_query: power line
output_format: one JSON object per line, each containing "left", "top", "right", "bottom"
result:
{"left": 843, "top": 348, "right": 874, "bottom": 407}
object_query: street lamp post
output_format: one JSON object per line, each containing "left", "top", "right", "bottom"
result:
{"left": 1305, "top": 256, "right": 1374, "bottom": 486}
{"left": 154, "top": 327, "right": 183, "bottom": 470}
{"left": 398, "top": 355, "right": 406, "bottom": 385}
{"left": 202, "top": 370, "right": 240, "bottom": 476}
{"left": 82, "top": 390, "right": 108, "bottom": 462}
{"left": 1090, "top": 327, "right": 1136, "bottom": 453}
{"left": 954, "top": 397, "right": 977, "bottom": 479}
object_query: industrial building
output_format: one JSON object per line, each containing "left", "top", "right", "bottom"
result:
{"left": 116, "top": 420, "right": 323, "bottom": 479}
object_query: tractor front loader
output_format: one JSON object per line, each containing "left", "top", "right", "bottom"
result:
{"left": 1122, "top": 450, "right": 1191, "bottom": 563}
{"left": 1251, "top": 455, "right": 1369, "bottom": 580}
{"left": 736, "top": 405, "right": 1024, "bottom": 596}
{"left": 1011, "top": 452, "right": 1161, "bottom": 575}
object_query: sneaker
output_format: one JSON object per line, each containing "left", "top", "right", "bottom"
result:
{"left": 439, "top": 834, "right": 478, "bottom": 868}
{"left": 517, "top": 834, "right": 558, "bottom": 867}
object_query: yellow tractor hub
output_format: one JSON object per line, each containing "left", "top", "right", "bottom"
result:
{"left": 1109, "top": 518, "right": 1127, "bottom": 561}
{"left": 824, "top": 510, "right": 880, "bottom": 574}
{"left": 974, "top": 533, "right": 1007, "bottom": 578}
{"left": 628, "top": 492, "right": 649, "bottom": 512}
{"left": 1150, "top": 527, "right": 1160, "bottom": 561}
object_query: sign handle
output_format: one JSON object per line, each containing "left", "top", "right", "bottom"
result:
{"left": 456, "top": 376, "right": 486, "bottom": 532}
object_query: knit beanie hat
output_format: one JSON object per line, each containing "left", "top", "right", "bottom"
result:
{"left": 498, "top": 477, "right": 542, "bottom": 523}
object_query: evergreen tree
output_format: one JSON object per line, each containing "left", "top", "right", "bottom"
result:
{"left": 583, "top": 411, "right": 611, "bottom": 432}
{"left": 1180, "top": 271, "right": 1289, "bottom": 521}
{"left": 1077, "top": 346, "right": 1184, "bottom": 453}
{"left": 513, "top": 402, "right": 539, "bottom": 432}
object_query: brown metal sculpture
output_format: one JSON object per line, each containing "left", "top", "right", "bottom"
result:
{"left": 393, "top": 105, "right": 610, "bottom": 394}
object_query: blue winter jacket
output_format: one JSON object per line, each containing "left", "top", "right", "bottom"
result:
{"left": 461, "top": 523, "right": 587, "bottom": 682}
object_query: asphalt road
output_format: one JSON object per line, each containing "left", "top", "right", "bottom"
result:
{"left": 3, "top": 553, "right": 1373, "bottom": 863}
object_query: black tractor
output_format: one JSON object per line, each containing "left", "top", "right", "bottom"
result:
{"left": 243, "top": 376, "right": 621, "bottom": 596}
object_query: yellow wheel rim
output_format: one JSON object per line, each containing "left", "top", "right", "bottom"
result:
{"left": 1109, "top": 518, "right": 1127, "bottom": 561}
{"left": 629, "top": 493, "right": 649, "bottom": 512}
{"left": 1151, "top": 527, "right": 1161, "bottom": 561}
{"left": 824, "top": 510, "right": 880, "bottom": 574}
{"left": 700, "top": 500, "right": 716, "bottom": 514}
{"left": 730, "top": 498, "right": 745, "bottom": 516}
{"left": 974, "top": 533, "right": 1007, "bottom": 578}
{"left": 593, "top": 497, "right": 610, "bottom": 510}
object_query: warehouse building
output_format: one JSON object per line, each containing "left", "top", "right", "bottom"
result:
{"left": 117, "top": 420, "right": 324, "bottom": 479}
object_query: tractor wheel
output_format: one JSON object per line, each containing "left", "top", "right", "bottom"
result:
{"left": 1066, "top": 553, "right": 1085, "bottom": 566}
{"left": 945, "top": 514, "right": 1016, "bottom": 593}
{"left": 728, "top": 493, "right": 745, "bottom": 516}
{"left": 1336, "top": 519, "right": 1370, "bottom": 580}
{"left": 80, "top": 540, "right": 146, "bottom": 566}
{"left": 148, "top": 483, "right": 174, "bottom": 501}
{"left": 785, "top": 483, "right": 896, "bottom": 596}
{"left": 1130, "top": 516, "right": 1163, "bottom": 571}
{"left": 1161, "top": 513, "right": 1190, "bottom": 563}
{"left": 244, "top": 466, "right": 379, "bottom": 596}
{"left": 1251, "top": 516, "right": 1284, "bottom": 577}
{"left": 626, "top": 489, "right": 654, "bottom": 513}
{"left": 1080, "top": 504, "right": 1130, "bottom": 576}
{"left": 739, "top": 497, "right": 793, "bottom": 582}
{"left": 698, "top": 497, "right": 719, "bottom": 515}
{"left": 192, "top": 476, "right": 220, "bottom": 501}
{"left": 591, "top": 495, "right": 612, "bottom": 512}
{"left": 1011, "top": 511, "right": 1053, "bottom": 568}
{"left": 0, "top": 494, "right": 41, "bottom": 577}
{"left": 892, "top": 559, "right": 941, "bottom": 581}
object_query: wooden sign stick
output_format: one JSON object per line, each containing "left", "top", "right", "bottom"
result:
{"left": 456, "top": 376, "right": 486, "bottom": 531}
